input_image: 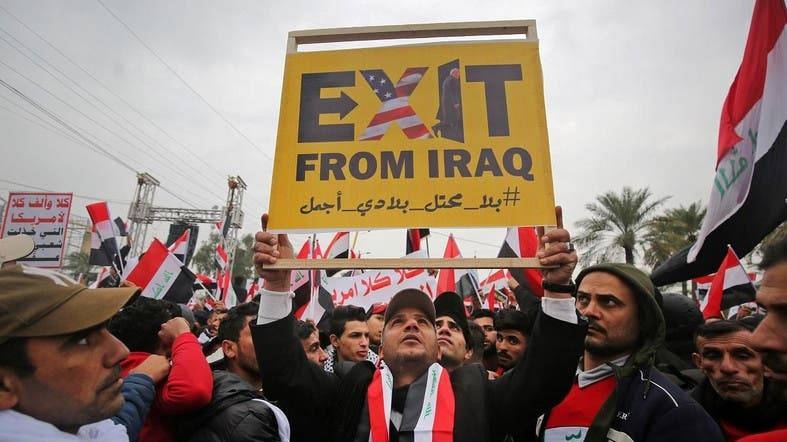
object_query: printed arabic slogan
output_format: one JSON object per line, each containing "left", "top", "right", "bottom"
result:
{"left": 268, "top": 38, "right": 556, "bottom": 232}
{"left": 0, "top": 192, "right": 73, "bottom": 268}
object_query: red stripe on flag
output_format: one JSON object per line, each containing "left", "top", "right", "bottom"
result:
{"left": 367, "top": 106, "right": 417, "bottom": 127}
{"left": 402, "top": 124, "right": 431, "bottom": 139}
{"left": 717, "top": 0, "right": 787, "bottom": 164}
{"left": 126, "top": 240, "right": 170, "bottom": 289}
{"left": 432, "top": 368, "right": 456, "bottom": 442}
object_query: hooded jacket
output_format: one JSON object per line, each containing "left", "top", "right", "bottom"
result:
{"left": 119, "top": 332, "right": 213, "bottom": 442}
{"left": 538, "top": 263, "right": 723, "bottom": 442}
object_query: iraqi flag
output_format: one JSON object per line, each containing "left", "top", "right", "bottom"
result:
{"left": 406, "top": 228, "right": 431, "bottom": 255}
{"left": 167, "top": 229, "right": 190, "bottom": 263}
{"left": 653, "top": 0, "right": 787, "bottom": 285}
{"left": 214, "top": 243, "right": 228, "bottom": 270}
{"left": 125, "top": 239, "right": 196, "bottom": 304}
{"left": 112, "top": 217, "right": 128, "bottom": 237}
{"left": 324, "top": 232, "right": 349, "bottom": 277}
{"left": 436, "top": 234, "right": 480, "bottom": 300}
{"left": 324, "top": 232, "right": 350, "bottom": 259}
{"left": 290, "top": 239, "right": 314, "bottom": 310}
{"left": 700, "top": 246, "right": 757, "bottom": 319}
{"left": 479, "top": 269, "right": 508, "bottom": 295}
{"left": 498, "top": 227, "right": 544, "bottom": 298}
{"left": 88, "top": 225, "right": 112, "bottom": 266}
{"left": 86, "top": 202, "right": 119, "bottom": 267}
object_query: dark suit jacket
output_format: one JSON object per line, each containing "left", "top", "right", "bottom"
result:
{"left": 252, "top": 310, "right": 586, "bottom": 442}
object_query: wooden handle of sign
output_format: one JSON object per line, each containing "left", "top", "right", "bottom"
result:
{"left": 287, "top": 20, "right": 538, "bottom": 53}
{"left": 263, "top": 257, "right": 552, "bottom": 270}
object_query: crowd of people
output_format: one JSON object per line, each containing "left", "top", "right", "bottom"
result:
{"left": 0, "top": 214, "right": 786, "bottom": 441}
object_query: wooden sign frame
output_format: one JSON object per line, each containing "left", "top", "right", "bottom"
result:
{"left": 267, "top": 20, "right": 552, "bottom": 271}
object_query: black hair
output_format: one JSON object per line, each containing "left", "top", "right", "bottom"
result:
{"left": 216, "top": 302, "right": 259, "bottom": 343}
{"left": 694, "top": 319, "right": 752, "bottom": 348}
{"left": 0, "top": 337, "right": 35, "bottom": 377}
{"left": 329, "top": 305, "right": 367, "bottom": 337}
{"left": 494, "top": 309, "right": 532, "bottom": 336}
{"left": 108, "top": 297, "right": 173, "bottom": 353}
{"left": 760, "top": 235, "right": 787, "bottom": 270}
{"left": 467, "top": 321, "right": 485, "bottom": 361}
{"left": 471, "top": 308, "right": 495, "bottom": 320}
{"left": 295, "top": 319, "right": 318, "bottom": 340}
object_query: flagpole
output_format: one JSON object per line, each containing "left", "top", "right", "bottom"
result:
{"left": 351, "top": 231, "right": 360, "bottom": 253}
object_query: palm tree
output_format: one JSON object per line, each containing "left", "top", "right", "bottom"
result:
{"left": 63, "top": 251, "right": 92, "bottom": 279}
{"left": 575, "top": 187, "right": 669, "bottom": 265}
{"left": 643, "top": 202, "right": 705, "bottom": 296}
{"left": 643, "top": 202, "right": 706, "bottom": 269}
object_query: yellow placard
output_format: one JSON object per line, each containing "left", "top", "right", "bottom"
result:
{"left": 268, "top": 38, "right": 556, "bottom": 232}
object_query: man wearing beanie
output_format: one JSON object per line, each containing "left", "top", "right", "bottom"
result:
{"left": 434, "top": 292, "right": 473, "bottom": 371}
{"left": 538, "top": 263, "right": 723, "bottom": 442}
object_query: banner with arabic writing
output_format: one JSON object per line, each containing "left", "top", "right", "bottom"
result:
{"left": 325, "top": 268, "right": 437, "bottom": 309}
{"left": 0, "top": 192, "right": 73, "bottom": 268}
{"left": 268, "top": 37, "right": 556, "bottom": 232}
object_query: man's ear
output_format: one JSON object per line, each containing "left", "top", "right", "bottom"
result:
{"left": 0, "top": 368, "right": 21, "bottom": 410}
{"left": 329, "top": 334, "right": 340, "bottom": 348}
{"left": 691, "top": 352, "right": 702, "bottom": 369}
{"left": 464, "top": 348, "right": 473, "bottom": 362}
{"left": 221, "top": 340, "right": 238, "bottom": 361}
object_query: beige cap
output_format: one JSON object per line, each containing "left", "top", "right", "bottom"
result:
{"left": 0, "top": 264, "right": 139, "bottom": 344}
{"left": 0, "top": 235, "right": 35, "bottom": 264}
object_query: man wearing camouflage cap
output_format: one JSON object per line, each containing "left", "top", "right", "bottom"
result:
{"left": 0, "top": 264, "right": 141, "bottom": 440}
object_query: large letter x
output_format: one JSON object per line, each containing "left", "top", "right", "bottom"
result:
{"left": 359, "top": 68, "right": 433, "bottom": 141}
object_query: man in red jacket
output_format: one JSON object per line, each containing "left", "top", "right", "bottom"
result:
{"left": 109, "top": 297, "right": 213, "bottom": 441}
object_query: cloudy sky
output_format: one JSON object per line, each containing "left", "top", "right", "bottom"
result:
{"left": 0, "top": 0, "right": 756, "bottom": 263}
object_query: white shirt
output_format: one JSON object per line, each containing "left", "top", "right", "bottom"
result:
{"left": 0, "top": 410, "right": 128, "bottom": 442}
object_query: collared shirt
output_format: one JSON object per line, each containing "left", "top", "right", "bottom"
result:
{"left": 0, "top": 410, "right": 128, "bottom": 442}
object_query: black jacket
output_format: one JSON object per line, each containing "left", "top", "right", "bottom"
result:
{"left": 691, "top": 377, "right": 787, "bottom": 439}
{"left": 252, "top": 310, "right": 586, "bottom": 442}
{"left": 178, "top": 370, "right": 282, "bottom": 442}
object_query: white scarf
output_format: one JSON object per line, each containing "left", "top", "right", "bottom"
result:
{"left": 366, "top": 362, "right": 454, "bottom": 442}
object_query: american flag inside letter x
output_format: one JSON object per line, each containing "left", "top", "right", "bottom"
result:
{"left": 359, "top": 67, "right": 433, "bottom": 140}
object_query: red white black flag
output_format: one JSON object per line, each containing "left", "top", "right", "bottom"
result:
{"left": 168, "top": 229, "right": 190, "bottom": 263}
{"left": 654, "top": 0, "right": 787, "bottom": 284}
{"left": 498, "top": 227, "right": 544, "bottom": 297}
{"left": 124, "top": 239, "right": 196, "bottom": 304}
{"left": 86, "top": 202, "right": 120, "bottom": 268}
{"left": 700, "top": 246, "right": 756, "bottom": 319}
{"left": 436, "top": 234, "right": 479, "bottom": 300}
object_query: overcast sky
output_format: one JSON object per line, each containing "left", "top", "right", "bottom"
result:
{"left": 0, "top": 0, "right": 756, "bottom": 264}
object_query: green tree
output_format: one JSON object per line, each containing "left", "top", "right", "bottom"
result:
{"left": 643, "top": 202, "right": 706, "bottom": 296}
{"left": 643, "top": 201, "right": 706, "bottom": 269}
{"left": 190, "top": 232, "right": 254, "bottom": 279}
{"left": 191, "top": 232, "right": 222, "bottom": 274}
{"left": 575, "top": 187, "right": 669, "bottom": 265}
{"left": 63, "top": 251, "right": 92, "bottom": 279}
{"left": 231, "top": 234, "right": 255, "bottom": 280}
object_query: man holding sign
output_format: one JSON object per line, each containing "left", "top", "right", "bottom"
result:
{"left": 251, "top": 210, "right": 586, "bottom": 442}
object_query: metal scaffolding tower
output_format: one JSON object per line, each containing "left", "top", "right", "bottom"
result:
{"left": 126, "top": 173, "right": 246, "bottom": 276}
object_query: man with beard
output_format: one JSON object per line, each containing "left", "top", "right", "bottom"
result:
{"left": 538, "top": 263, "right": 722, "bottom": 442}
{"left": 691, "top": 320, "right": 787, "bottom": 439}
{"left": 250, "top": 211, "right": 586, "bottom": 442}
{"left": 471, "top": 309, "right": 499, "bottom": 371}
{"left": 494, "top": 310, "right": 532, "bottom": 374}
{"left": 178, "top": 302, "right": 289, "bottom": 441}
{"left": 743, "top": 236, "right": 787, "bottom": 441}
